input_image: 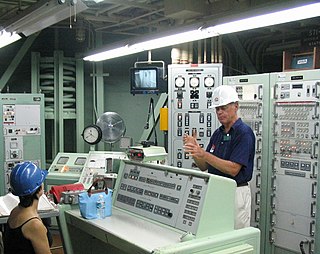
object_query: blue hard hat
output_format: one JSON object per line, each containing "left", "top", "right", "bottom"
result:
{"left": 10, "top": 161, "right": 48, "bottom": 196}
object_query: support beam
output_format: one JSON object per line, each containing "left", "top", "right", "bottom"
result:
{"left": 54, "top": 51, "right": 65, "bottom": 153}
{"left": 0, "top": 33, "right": 39, "bottom": 91}
{"left": 76, "top": 56, "right": 85, "bottom": 152}
{"left": 94, "top": 32, "right": 107, "bottom": 151}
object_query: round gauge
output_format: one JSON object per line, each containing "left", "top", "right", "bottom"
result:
{"left": 81, "top": 125, "right": 102, "bottom": 145}
{"left": 190, "top": 77, "right": 199, "bottom": 88}
{"left": 204, "top": 77, "right": 215, "bottom": 87}
{"left": 175, "top": 77, "right": 185, "bottom": 88}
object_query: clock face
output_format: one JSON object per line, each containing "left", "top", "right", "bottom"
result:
{"left": 82, "top": 125, "right": 102, "bottom": 145}
{"left": 175, "top": 77, "right": 185, "bottom": 88}
{"left": 204, "top": 77, "right": 215, "bottom": 87}
{"left": 190, "top": 77, "right": 199, "bottom": 88}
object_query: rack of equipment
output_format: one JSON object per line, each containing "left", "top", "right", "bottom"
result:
{"left": 0, "top": 94, "right": 45, "bottom": 195}
{"left": 268, "top": 69, "right": 320, "bottom": 254}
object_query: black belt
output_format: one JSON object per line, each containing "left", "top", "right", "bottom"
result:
{"left": 237, "top": 182, "right": 248, "bottom": 187}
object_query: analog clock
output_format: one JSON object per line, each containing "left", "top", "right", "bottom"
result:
{"left": 81, "top": 125, "right": 102, "bottom": 145}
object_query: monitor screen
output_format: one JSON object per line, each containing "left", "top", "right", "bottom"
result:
{"left": 134, "top": 68, "right": 157, "bottom": 89}
{"left": 130, "top": 67, "right": 162, "bottom": 94}
{"left": 75, "top": 157, "right": 87, "bottom": 166}
{"left": 57, "top": 156, "right": 69, "bottom": 164}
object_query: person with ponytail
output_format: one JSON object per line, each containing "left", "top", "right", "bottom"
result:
{"left": 3, "top": 161, "right": 52, "bottom": 254}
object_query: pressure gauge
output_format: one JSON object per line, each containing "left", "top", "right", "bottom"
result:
{"left": 81, "top": 125, "right": 102, "bottom": 145}
{"left": 190, "top": 77, "right": 199, "bottom": 88}
{"left": 204, "top": 77, "right": 215, "bottom": 87}
{"left": 175, "top": 77, "right": 185, "bottom": 88}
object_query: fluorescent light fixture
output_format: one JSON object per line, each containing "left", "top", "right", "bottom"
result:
{"left": 132, "top": 29, "right": 214, "bottom": 51}
{"left": 84, "top": 29, "right": 218, "bottom": 62}
{"left": 84, "top": 2, "right": 320, "bottom": 62}
{"left": 206, "top": 2, "right": 320, "bottom": 35}
{"left": 3, "top": 0, "right": 88, "bottom": 37}
{"left": 0, "top": 30, "right": 21, "bottom": 48}
{"left": 84, "top": 45, "right": 140, "bottom": 61}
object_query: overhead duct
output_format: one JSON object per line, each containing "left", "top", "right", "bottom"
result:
{"left": 164, "top": 0, "right": 206, "bottom": 20}
{"left": 3, "top": 0, "right": 88, "bottom": 37}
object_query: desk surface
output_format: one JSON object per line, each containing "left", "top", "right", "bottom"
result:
{"left": 66, "top": 208, "right": 184, "bottom": 253}
{"left": 0, "top": 209, "right": 59, "bottom": 224}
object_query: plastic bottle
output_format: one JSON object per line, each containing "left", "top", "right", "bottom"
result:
{"left": 96, "top": 194, "right": 105, "bottom": 219}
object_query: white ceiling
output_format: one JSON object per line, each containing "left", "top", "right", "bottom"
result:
{"left": 0, "top": 0, "right": 319, "bottom": 74}
{"left": 0, "top": 0, "right": 318, "bottom": 38}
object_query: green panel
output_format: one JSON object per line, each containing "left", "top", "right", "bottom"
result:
{"left": 0, "top": 93, "right": 45, "bottom": 195}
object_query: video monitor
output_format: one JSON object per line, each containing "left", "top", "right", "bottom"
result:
{"left": 130, "top": 67, "right": 166, "bottom": 95}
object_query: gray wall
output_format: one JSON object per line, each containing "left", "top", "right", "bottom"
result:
{"left": 100, "top": 53, "right": 169, "bottom": 150}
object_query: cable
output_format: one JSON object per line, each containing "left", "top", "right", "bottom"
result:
{"left": 299, "top": 240, "right": 308, "bottom": 254}
{"left": 143, "top": 98, "right": 157, "bottom": 146}
{"left": 144, "top": 98, "right": 153, "bottom": 129}
{"left": 151, "top": 98, "right": 158, "bottom": 146}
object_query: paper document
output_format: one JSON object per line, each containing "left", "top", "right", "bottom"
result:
{"left": 0, "top": 193, "right": 56, "bottom": 216}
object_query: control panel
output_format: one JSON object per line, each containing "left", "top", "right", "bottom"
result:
{"left": 46, "top": 152, "right": 89, "bottom": 187}
{"left": 113, "top": 160, "right": 236, "bottom": 237}
{"left": 126, "top": 145, "right": 167, "bottom": 162}
{"left": 224, "top": 74, "right": 270, "bottom": 230}
{"left": 269, "top": 70, "right": 320, "bottom": 254}
{"left": 78, "top": 151, "right": 127, "bottom": 189}
{"left": 0, "top": 94, "right": 45, "bottom": 195}
{"left": 168, "top": 64, "right": 222, "bottom": 169}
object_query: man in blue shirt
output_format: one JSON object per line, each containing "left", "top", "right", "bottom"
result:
{"left": 183, "top": 85, "right": 255, "bottom": 229}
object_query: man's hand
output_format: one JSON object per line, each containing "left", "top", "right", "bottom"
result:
{"left": 183, "top": 142, "right": 206, "bottom": 160}
{"left": 183, "top": 134, "right": 197, "bottom": 145}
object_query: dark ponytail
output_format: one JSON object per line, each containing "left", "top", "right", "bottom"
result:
{"left": 18, "top": 185, "right": 42, "bottom": 208}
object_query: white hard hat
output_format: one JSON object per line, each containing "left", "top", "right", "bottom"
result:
{"left": 209, "top": 85, "right": 239, "bottom": 108}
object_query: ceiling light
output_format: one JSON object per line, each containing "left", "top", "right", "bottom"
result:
{"left": 84, "top": 28, "right": 217, "bottom": 62}
{"left": 206, "top": 2, "right": 320, "bottom": 35}
{"left": 3, "top": 0, "right": 88, "bottom": 37}
{"left": 132, "top": 29, "right": 213, "bottom": 51}
{"left": 84, "top": 45, "right": 141, "bottom": 61}
{"left": 0, "top": 30, "right": 21, "bottom": 49}
{"left": 84, "top": 2, "right": 320, "bottom": 62}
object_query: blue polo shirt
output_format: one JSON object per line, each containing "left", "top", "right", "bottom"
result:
{"left": 206, "top": 118, "right": 255, "bottom": 185}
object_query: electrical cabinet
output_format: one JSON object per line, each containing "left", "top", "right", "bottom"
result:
{"left": 0, "top": 94, "right": 45, "bottom": 196}
{"left": 223, "top": 74, "right": 270, "bottom": 253}
{"left": 268, "top": 70, "right": 320, "bottom": 254}
{"left": 167, "top": 65, "right": 320, "bottom": 254}
{"left": 167, "top": 64, "right": 222, "bottom": 169}
{"left": 224, "top": 70, "right": 320, "bottom": 254}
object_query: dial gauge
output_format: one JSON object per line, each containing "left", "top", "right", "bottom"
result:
{"left": 204, "top": 77, "right": 215, "bottom": 87}
{"left": 82, "top": 125, "right": 102, "bottom": 145}
{"left": 175, "top": 77, "right": 185, "bottom": 88}
{"left": 190, "top": 77, "right": 199, "bottom": 88}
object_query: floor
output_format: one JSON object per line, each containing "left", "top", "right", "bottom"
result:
{"left": 51, "top": 230, "right": 64, "bottom": 254}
